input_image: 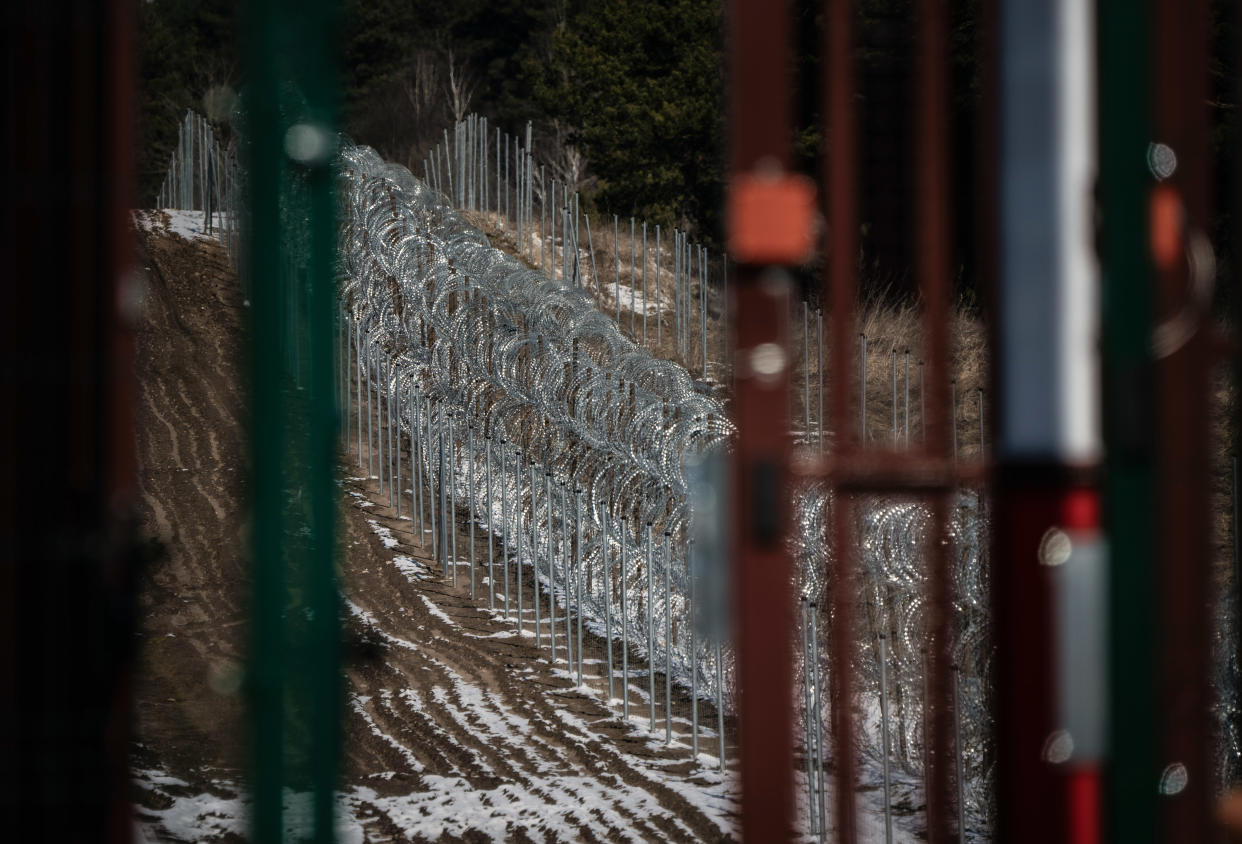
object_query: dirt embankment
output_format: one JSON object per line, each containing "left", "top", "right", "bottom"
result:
{"left": 129, "top": 214, "right": 738, "bottom": 843}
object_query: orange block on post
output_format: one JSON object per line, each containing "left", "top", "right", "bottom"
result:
{"left": 727, "top": 172, "right": 817, "bottom": 266}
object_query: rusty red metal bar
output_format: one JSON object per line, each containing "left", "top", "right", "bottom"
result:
{"left": 1152, "top": 0, "right": 1214, "bottom": 839}
{"left": 814, "top": 1, "right": 963, "bottom": 840}
{"left": 914, "top": 1, "right": 958, "bottom": 840}
{"left": 824, "top": 0, "right": 860, "bottom": 839}
{"left": 727, "top": 0, "right": 798, "bottom": 840}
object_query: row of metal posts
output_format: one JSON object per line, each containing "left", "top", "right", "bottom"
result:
{"left": 337, "top": 302, "right": 727, "bottom": 770}
{"left": 156, "top": 110, "right": 242, "bottom": 268}
{"left": 423, "top": 113, "right": 731, "bottom": 385}
{"left": 793, "top": 311, "right": 988, "bottom": 459}
{"left": 794, "top": 303, "right": 984, "bottom": 842}
{"left": 799, "top": 604, "right": 970, "bottom": 842}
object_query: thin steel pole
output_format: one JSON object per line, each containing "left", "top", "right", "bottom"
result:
{"left": 448, "top": 413, "right": 458, "bottom": 582}
{"left": 395, "top": 363, "right": 401, "bottom": 517}
{"left": 444, "top": 128, "right": 453, "bottom": 201}
{"left": 525, "top": 122, "right": 533, "bottom": 258}
{"left": 620, "top": 516, "right": 629, "bottom": 718}
{"left": 534, "top": 465, "right": 543, "bottom": 649}
{"left": 355, "top": 321, "right": 362, "bottom": 466}
{"left": 646, "top": 522, "right": 655, "bottom": 730}
{"left": 615, "top": 215, "right": 621, "bottom": 325}
{"left": 801, "top": 601, "right": 817, "bottom": 835}
{"left": 376, "top": 345, "right": 385, "bottom": 494}
{"left": 804, "top": 301, "right": 811, "bottom": 440}
{"left": 977, "top": 388, "right": 984, "bottom": 456}
{"left": 920, "top": 360, "right": 926, "bottom": 443}
{"left": 664, "top": 531, "right": 673, "bottom": 743}
{"left": 656, "top": 226, "right": 662, "bottom": 344}
{"left": 516, "top": 452, "right": 524, "bottom": 633}
{"left": 715, "top": 639, "right": 725, "bottom": 771}
{"left": 366, "top": 336, "right": 374, "bottom": 478}
{"left": 501, "top": 439, "right": 510, "bottom": 619}
{"left": 954, "top": 666, "right": 966, "bottom": 842}
{"left": 690, "top": 532, "right": 698, "bottom": 760}
{"left": 545, "top": 473, "right": 554, "bottom": 657}
{"left": 560, "top": 482, "right": 569, "bottom": 665}
{"left": 604, "top": 495, "right": 614, "bottom": 701}
{"left": 574, "top": 193, "right": 582, "bottom": 287}
{"left": 674, "top": 231, "right": 681, "bottom": 356}
{"left": 951, "top": 379, "right": 958, "bottom": 464}
{"left": 890, "top": 349, "right": 898, "bottom": 443}
{"left": 722, "top": 255, "right": 728, "bottom": 373}
{"left": 700, "top": 244, "right": 707, "bottom": 379}
{"left": 817, "top": 310, "right": 824, "bottom": 454}
{"left": 642, "top": 223, "right": 649, "bottom": 345}
{"left": 585, "top": 214, "right": 599, "bottom": 310}
{"left": 413, "top": 384, "right": 422, "bottom": 540}
{"left": 486, "top": 435, "right": 495, "bottom": 608}
{"left": 427, "top": 397, "right": 437, "bottom": 560}
{"left": 576, "top": 488, "right": 585, "bottom": 687}
{"left": 629, "top": 218, "right": 636, "bottom": 337}
{"left": 811, "top": 603, "right": 827, "bottom": 837}
{"left": 526, "top": 152, "right": 533, "bottom": 261}
{"left": 880, "top": 634, "right": 894, "bottom": 844}
{"left": 468, "top": 423, "right": 476, "bottom": 599}
{"left": 905, "top": 351, "right": 911, "bottom": 447}
{"left": 860, "top": 333, "right": 867, "bottom": 442}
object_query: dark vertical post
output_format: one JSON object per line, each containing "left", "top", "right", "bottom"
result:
{"left": 993, "top": 1, "right": 1103, "bottom": 842}
{"left": 726, "top": 0, "right": 803, "bottom": 839}
{"left": 825, "top": 0, "right": 860, "bottom": 839}
{"left": 244, "top": 1, "right": 285, "bottom": 839}
{"left": 1098, "top": 0, "right": 1156, "bottom": 840}
{"left": 1151, "top": 0, "right": 1213, "bottom": 839}
{"left": 245, "top": 2, "right": 341, "bottom": 843}
{"left": 2, "top": 2, "right": 139, "bottom": 841}
{"left": 915, "top": 1, "right": 956, "bottom": 840}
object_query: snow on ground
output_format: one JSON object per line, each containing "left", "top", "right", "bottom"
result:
{"left": 600, "top": 280, "right": 664, "bottom": 317}
{"left": 132, "top": 209, "right": 229, "bottom": 242}
{"left": 365, "top": 519, "right": 399, "bottom": 548}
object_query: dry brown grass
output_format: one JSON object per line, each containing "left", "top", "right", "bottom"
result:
{"left": 789, "top": 294, "right": 989, "bottom": 458}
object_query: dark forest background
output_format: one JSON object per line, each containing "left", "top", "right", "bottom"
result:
{"left": 136, "top": 0, "right": 1240, "bottom": 297}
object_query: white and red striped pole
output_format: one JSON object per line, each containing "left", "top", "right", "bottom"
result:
{"left": 993, "top": 0, "right": 1104, "bottom": 841}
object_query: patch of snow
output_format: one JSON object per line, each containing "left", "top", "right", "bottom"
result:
{"left": 366, "top": 519, "right": 399, "bottom": 548}
{"left": 418, "top": 594, "right": 455, "bottom": 626}
{"left": 133, "top": 209, "right": 229, "bottom": 243}
{"left": 599, "top": 281, "right": 663, "bottom": 316}
{"left": 392, "top": 554, "right": 434, "bottom": 582}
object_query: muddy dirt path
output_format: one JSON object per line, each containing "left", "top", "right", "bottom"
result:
{"left": 129, "top": 213, "right": 740, "bottom": 843}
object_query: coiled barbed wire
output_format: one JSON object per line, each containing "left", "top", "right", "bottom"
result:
{"left": 792, "top": 486, "right": 993, "bottom": 834}
{"left": 337, "top": 139, "right": 997, "bottom": 833}
{"left": 339, "top": 143, "right": 736, "bottom": 706}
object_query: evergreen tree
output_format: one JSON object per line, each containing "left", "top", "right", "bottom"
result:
{"left": 536, "top": 0, "right": 726, "bottom": 240}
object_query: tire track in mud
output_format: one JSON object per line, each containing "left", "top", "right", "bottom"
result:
{"left": 132, "top": 217, "right": 251, "bottom": 800}
{"left": 131, "top": 217, "right": 739, "bottom": 842}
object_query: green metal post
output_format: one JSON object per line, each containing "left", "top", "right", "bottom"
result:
{"left": 1099, "top": 1, "right": 1155, "bottom": 839}
{"left": 245, "top": 2, "right": 341, "bottom": 843}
